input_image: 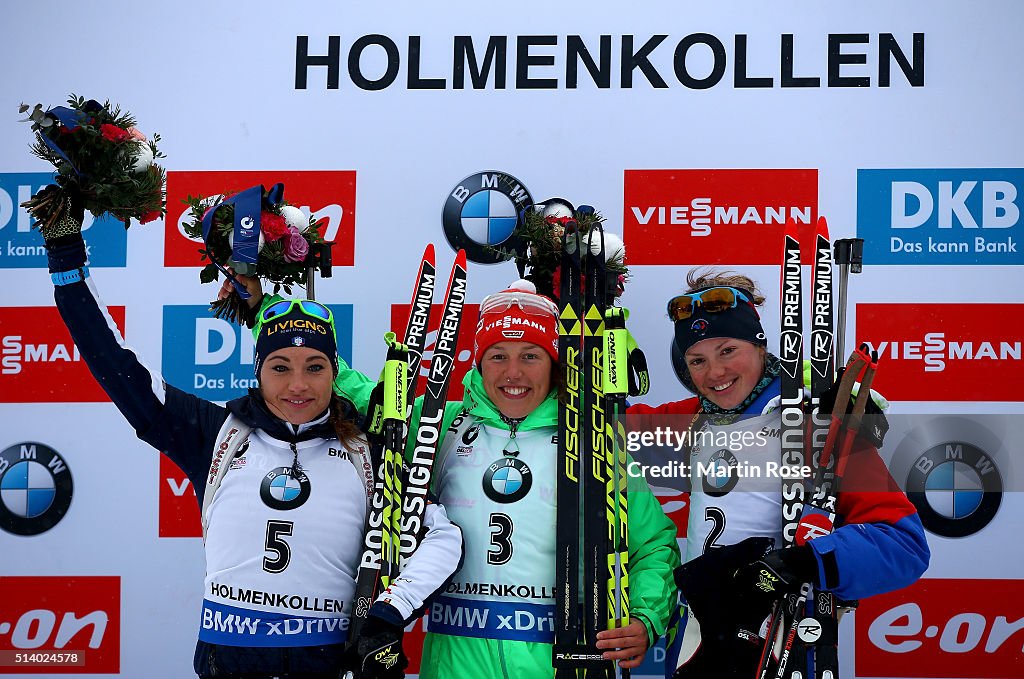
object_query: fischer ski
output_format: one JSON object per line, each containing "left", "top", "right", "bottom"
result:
{"left": 554, "top": 221, "right": 590, "bottom": 676}
{"left": 582, "top": 223, "right": 611, "bottom": 679}
{"left": 554, "top": 216, "right": 635, "bottom": 678}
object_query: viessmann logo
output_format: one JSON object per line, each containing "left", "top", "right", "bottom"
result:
{"left": 858, "top": 169, "right": 1022, "bottom": 265}
{"left": 0, "top": 307, "right": 125, "bottom": 403}
{"left": 0, "top": 576, "right": 120, "bottom": 674}
{"left": 856, "top": 579, "right": 1024, "bottom": 678}
{"left": 163, "top": 170, "right": 357, "bottom": 267}
{"left": 161, "top": 305, "right": 353, "bottom": 402}
{"left": 0, "top": 173, "right": 127, "bottom": 270}
{"left": 857, "top": 304, "right": 1022, "bottom": 401}
{"left": 390, "top": 303, "right": 478, "bottom": 401}
{"left": 622, "top": 169, "right": 818, "bottom": 265}
{"left": 159, "top": 455, "right": 201, "bottom": 538}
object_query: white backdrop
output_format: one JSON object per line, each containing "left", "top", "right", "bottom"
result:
{"left": 1, "top": 2, "right": 1022, "bottom": 678}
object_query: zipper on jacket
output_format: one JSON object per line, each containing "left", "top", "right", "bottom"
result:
{"left": 499, "top": 414, "right": 523, "bottom": 457}
{"left": 498, "top": 639, "right": 510, "bottom": 679}
{"left": 287, "top": 441, "right": 302, "bottom": 477}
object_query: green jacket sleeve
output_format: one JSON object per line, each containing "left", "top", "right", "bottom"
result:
{"left": 625, "top": 463, "right": 682, "bottom": 646}
{"left": 332, "top": 363, "right": 378, "bottom": 413}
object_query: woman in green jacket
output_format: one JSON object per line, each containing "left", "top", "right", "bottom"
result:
{"left": 253, "top": 279, "right": 680, "bottom": 678}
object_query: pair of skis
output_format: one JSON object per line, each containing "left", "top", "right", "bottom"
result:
{"left": 347, "top": 246, "right": 468, "bottom": 644}
{"left": 554, "top": 220, "right": 644, "bottom": 679}
{"left": 759, "top": 219, "right": 877, "bottom": 679}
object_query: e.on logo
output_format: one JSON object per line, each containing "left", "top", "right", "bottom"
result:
{"left": 856, "top": 579, "right": 1024, "bottom": 678}
{"left": 622, "top": 169, "right": 818, "bottom": 265}
{"left": 0, "top": 576, "right": 120, "bottom": 674}
{"left": 163, "top": 170, "right": 356, "bottom": 267}
{"left": 857, "top": 304, "right": 1023, "bottom": 401}
{"left": 390, "top": 303, "right": 478, "bottom": 401}
{"left": 0, "top": 307, "right": 125, "bottom": 403}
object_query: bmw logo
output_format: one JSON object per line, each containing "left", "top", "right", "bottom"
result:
{"left": 442, "top": 171, "right": 533, "bottom": 264}
{"left": 906, "top": 441, "right": 1001, "bottom": 538}
{"left": 0, "top": 442, "right": 74, "bottom": 536}
{"left": 260, "top": 467, "right": 312, "bottom": 510}
{"left": 482, "top": 457, "right": 532, "bottom": 504}
{"left": 701, "top": 449, "right": 739, "bottom": 497}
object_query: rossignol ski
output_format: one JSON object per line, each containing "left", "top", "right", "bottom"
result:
{"left": 758, "top": 219, "right": 879, "bottom": 679}
{"left": 758, "top": 346, "right": 876, "bottom": 679}
{"left": 348, "top": 246, "right": 436, "bottom": 643}
{"left": 757, "top": 219, "right": 808, "bottom": 679}
{"left": 399, "top": 249, "right": 468, "bottom": 562}
{"left": 807, "top": 217, "right": 840, "bottom": 679}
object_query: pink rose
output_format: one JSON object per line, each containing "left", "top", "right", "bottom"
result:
{"left": 283, "top": 228, "right": 309, "bottom": 262}
{"left": 100, "top": 124, "right": 130, "bottom": 143}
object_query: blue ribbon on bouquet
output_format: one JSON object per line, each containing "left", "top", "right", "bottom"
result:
{"left": 37, "top": 100, "right": 104, "bottom": 178}
{"left": 201, "top": 183, "right": 286, "bottom": 300}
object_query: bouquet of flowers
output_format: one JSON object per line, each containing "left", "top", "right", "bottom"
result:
{"left": 18, "top": 95, "right": 165, "bottom": 229}
{"left": 506, "top": 198, "right": 628, "bottom": 301}
{"left": 182, "top": 183, "right": 328, "bottom": 325}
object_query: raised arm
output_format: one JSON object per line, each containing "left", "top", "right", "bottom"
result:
{"left": 40, "top": 187, "right": 226, "bottom": 484}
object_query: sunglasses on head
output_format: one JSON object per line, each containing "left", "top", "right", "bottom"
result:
{"left": 480, "top": 292, "right": 558, "bottom": 319}
{"left": 260, "top": 299, "right": 334, "bottom": 325}
{"left": 666, "top": 287, "right": 753, "bottom": 321}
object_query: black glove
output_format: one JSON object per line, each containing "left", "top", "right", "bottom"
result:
{"left": 731, "top": 544, "right": 817, "bottom": 609}
{"left": 673, "top": 538, "right": 776, "bottom": 678}
{"left": 342, "top": 604, "right": 407, "bottom": 679}
{"left": 29, "top": 183, "right": 85, "bottom": 243}
{"left": 676, "top": 537, "right": 777, "bottom": 639}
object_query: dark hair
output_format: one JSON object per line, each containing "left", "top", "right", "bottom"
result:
{"left": 685, "top": 267, "right": 766, "bottom": 306}
{"left": 328, "top": 394, "right": 363, "bottom": 446}
{"left": 551, "top": 361, "right": 566, "bottom": 403}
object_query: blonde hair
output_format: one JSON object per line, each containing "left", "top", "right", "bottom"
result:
{"left": 685, "top": 267, "right": 766, "bottom": 307}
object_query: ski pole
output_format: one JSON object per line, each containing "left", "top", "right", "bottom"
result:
{"left": 604, "top": 307, "right": 631, "bottom": 679}
{"left": 832, "top": 239, "right": 863, "bottom": 365}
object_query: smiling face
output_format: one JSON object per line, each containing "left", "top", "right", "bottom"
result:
{"left": 684, "top": 337, "right": 766, "bottom": 410}
{"left": 479, "top": 342, "right": 553, "bottom": 419}
{"left": 258, "top": 347, "right": 334, "bottom": 424}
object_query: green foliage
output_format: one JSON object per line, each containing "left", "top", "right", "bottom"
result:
{"left": 497, "top": 205, "right": 629, "bottom": 301}
{"left": 182, "top": 189, "right": 329, "bottom": 325}
{"left": 19, "top": 95, "right": 166, "bottom": 227}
